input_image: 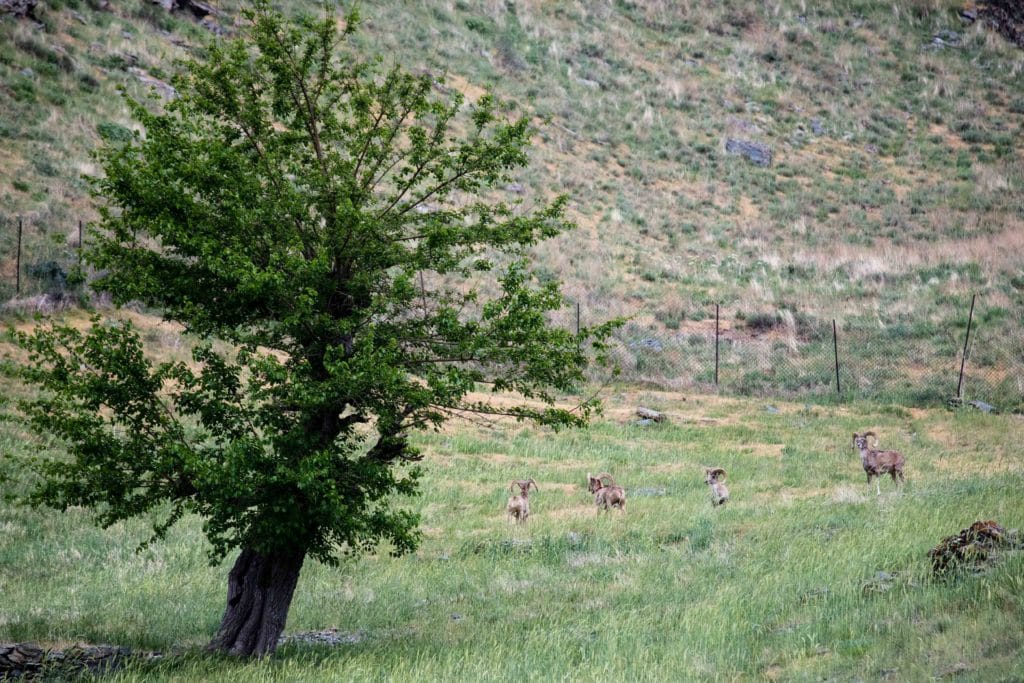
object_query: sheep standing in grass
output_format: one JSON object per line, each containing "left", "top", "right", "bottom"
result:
{"left": 506, "top": 479, "right": 538, "bottom": 523}
{"left": 587, "top": 472, "right": 626, "bottom": 514}
{"left": 704, "top": 467, "right": 729, "bottom": 506}
{"left": 852, "top": 431, "right": 906, "bottom": 495}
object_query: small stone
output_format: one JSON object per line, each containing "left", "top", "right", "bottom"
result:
{"left": 967, "top": 399, "right": 998, "bottom": 414}
{"left": 724, "top": 138, "right": 772, "bottom": 167}
{"left": 631, "top": 338, "right": 663, "bottom": 352}
{"left": 636, "top": 407, "right": 665, "bottom": 422}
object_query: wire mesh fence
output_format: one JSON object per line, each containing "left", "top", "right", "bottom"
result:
{"left": 555, "top": 297, "right": 1024, "bottom": 411}
{"left": 4, "top": 216, "right": 1022, "bottom": 410}
{"left": 0, "top": 214, "right": 85, "bottom": 307}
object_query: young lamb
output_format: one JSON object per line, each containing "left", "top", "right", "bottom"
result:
{"left": 506, "top": 479, "right": 538, "bottom": 523}
{"left": 704, "top": 467, "right": 729, "bottom": 506}
{"left": 852, "top": 431, "right": 906, "bottom": 495}
{"left": 586, "top": 472, "right": 626, "bottom": 514}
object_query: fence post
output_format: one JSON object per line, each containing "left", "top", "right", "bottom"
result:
{"left": 575, "top": 302, "right": 580, "bottom": 337}
{"left": 78, "top": 219, "right": 83, "bottom": 267}
{"left": 832, "top": 319, "right": 841, "bottom": 397}
{"left": 956, "top": 293, "right": 976, "bottom": 399}
{"left": 714, "top": 303, "right": 720, "bottom": 386}
{"left": 16, "top": 216, "right": 22, "bottom": 296}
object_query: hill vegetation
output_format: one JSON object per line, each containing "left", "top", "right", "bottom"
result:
{"left": 2, "top": 1, "right": 1022, "bottom": 325}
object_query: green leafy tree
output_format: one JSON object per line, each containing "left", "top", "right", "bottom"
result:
{"left": 11, "top": 2, "right": 615, "bottom": 658}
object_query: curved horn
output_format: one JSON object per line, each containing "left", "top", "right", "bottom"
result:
{"left": 862, "top": 431, "right": 878, "bottom": 447}
{"left": 509, "top": 480, "right": 519, "bottom": 493}
{"left": 596, "top": 472, "right": 616, "bottom": 485}
{"left": 527, "top": 478, "right": 538, "bottom": 492}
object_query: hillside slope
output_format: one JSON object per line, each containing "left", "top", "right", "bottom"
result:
{"left": 1, "top": 0, "right": 1022, "bottom": 396}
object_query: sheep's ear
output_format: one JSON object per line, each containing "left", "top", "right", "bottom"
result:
{"left": 852, "top": 432, "right": 858, "bottom": 439}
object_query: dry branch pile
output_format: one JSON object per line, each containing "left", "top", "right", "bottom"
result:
{"left": 0, "top": 642, "right": 144, "bottom": 679}
{"left": 927, "top": 520, "right": 1021, "bottom": 576}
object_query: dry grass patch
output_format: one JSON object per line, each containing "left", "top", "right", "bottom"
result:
{"left": 745, "top": 443, "right": 785, "bottom": 458}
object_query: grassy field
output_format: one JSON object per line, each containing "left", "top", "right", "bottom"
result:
{"left": 1, "top": 313, "right": 1022, "bottom": 681}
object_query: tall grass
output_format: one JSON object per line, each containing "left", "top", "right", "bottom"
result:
{"left": 2, "top": 342, "right": 1022, "bottom": 680}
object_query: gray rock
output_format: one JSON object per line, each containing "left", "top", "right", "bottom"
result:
{"left": 932, "top": 29, "right": 962, "bottom": 47}
{"left": 967, "top": 399, "right": 998, "bottom": 414}
{"left": 810, "top": 118, "right": 825, "bottom": 135}
{"left": 631, "top": 338, "right": 663, "bottom": 352}
{"left": 151, "top": 0, "right": 216, "bottom": 18}
{"left": 0, "top": 0, "right": 37, "bottom": 18}
{"left": 636, "top": 406, "right": 665, "bottom": 422}
{"left": 129, "top": 68, "right": 177, "bottom": 99}
{"left": 724, "top": 138, "right": 772, "bottom": 167}
{"left": 279, "top": 629, "right": 366, "bottom": 647}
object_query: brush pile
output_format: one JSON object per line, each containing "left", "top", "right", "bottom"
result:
{"left": 0, "top": 0, "right": 35, "bottom": 18}
{"left": 0, "top": 642, "right": 143, "bottom": 679}
{"left": 927, "top": 520, "right": 1021, "bottom": 576}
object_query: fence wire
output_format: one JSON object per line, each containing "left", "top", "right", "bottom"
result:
{"left": 555, "top": 298, "right": 1024, "bottom": 411}
{"left": 5, "top": 217, "right": 1021, "bottom": 410}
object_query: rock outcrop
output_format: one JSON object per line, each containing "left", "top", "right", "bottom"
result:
{"left": 0, "top": 0, "right": 37, "bottom": 18}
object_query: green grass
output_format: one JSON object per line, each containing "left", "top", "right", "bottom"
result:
{"left": 2, "top": 366, "right": 1022, "bottom": 680}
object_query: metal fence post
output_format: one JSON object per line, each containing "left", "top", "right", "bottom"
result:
{"left": 832, "top": 319, "right": 841, "bottom": 397}
{"left": 714, "top": 303, "right": 720, "bottom": 386}
{"left": 956, "top": 294, "right": 976, "bottom": 399}
{"left": 16, "top": 216, "right": 22, "bottom": 296}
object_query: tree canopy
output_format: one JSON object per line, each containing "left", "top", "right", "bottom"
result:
{"left": 12, "top": 1, "right": 616, "bottom": 656}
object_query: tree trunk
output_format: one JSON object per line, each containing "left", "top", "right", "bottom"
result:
{"left": 207, "top": 547, "right": 306, "bottom": 657}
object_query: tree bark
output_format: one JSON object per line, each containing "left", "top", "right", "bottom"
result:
{"left": 207, "top": 547, "right": 306, "bottom": 657}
